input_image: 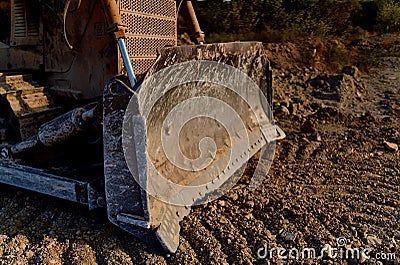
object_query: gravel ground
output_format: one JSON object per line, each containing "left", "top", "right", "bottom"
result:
{"left": 0, "top": 40, "right": 399, "bottom": 264}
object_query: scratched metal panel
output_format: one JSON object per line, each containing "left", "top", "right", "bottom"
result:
{"left": 0, "top": 161, "right": 88, "bottom": 204}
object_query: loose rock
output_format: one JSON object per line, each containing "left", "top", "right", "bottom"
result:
{"left": 301, "top": 120, "right": 317, "bottom": 133}
{"left": 384, "top": 141, "right": 398, "bottom": 152}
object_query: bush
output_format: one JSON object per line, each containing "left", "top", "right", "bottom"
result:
{"left": 192, "top": 0, "right": 399, "bottom": 43}
{"left": 375, "top": 0, "right": 400, "bottom": 32}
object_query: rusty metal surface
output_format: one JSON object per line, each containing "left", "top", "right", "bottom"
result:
{"left": 44, "top": 0, "right": 119, "bottom": 99}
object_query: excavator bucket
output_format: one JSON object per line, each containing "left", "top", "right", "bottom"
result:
{"left": 103, "top": 42, "right": 284, "bottom": 252}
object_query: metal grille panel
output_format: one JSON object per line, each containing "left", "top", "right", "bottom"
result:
{"left": 131, "top": 59, "right": 158, "bottom": 76}
{"left": 122, "top": 13, "right": 176, "bottom": 37}
{"left": 125, "top": 37, "right": 176, "bottom": 58}
{"left": 120, "top": 0, "right": 176, "bottom": 18}
{"left": 119, "top": 0, "right": 177, "bottom": 75}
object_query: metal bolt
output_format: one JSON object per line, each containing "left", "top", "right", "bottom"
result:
{"left": 96, "top": 197, "right": 106, "bottom": 207}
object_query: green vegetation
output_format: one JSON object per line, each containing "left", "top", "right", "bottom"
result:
{"left": 189, "top": 0, "right": 400, "bottom": 72}
{"left": 375, "top": 0, "right": 400, "bottom": 32}
{"left": 192, "top": 0, "right": 400, "bottom": 43}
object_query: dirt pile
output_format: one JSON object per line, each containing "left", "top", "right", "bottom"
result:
{"left": 264, "top": 37, "right": 348, "bottom": 73}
